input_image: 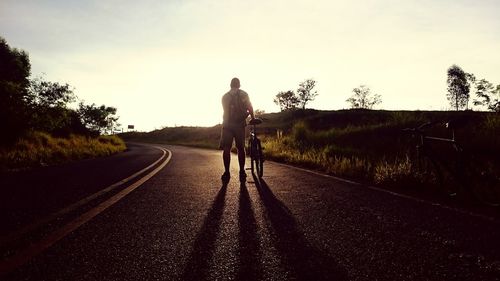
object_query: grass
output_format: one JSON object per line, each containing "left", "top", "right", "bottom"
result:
{"left": 0, "top": 131, "right": 126, "bottom": 171}
{"left": 262, "top": 111, "right": 500, "bottom": 194}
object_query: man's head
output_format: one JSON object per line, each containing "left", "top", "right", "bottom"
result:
{"left": 230, "top": 77, "right": 240, "bottom": 89}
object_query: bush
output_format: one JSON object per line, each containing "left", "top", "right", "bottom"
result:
{"left": 291, "top": 121, "right": 311, "bottom": 149}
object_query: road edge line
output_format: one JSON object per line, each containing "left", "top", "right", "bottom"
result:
{"left": 0, "top": 148, "right": 172, "bottom": 276}
{"left": 0, "top": 145, "right": 167, "bottom": 246}
{"left": 269, "top": 160, "right": 500, "bottom": 223}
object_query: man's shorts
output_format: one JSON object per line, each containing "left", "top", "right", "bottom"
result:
{"left": 220, "top": 126, "right": 246, "bottom": 150}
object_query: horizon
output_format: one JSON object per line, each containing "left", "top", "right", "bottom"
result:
{"left": 135, "top": 107, "right": 492, "bottom": 132}
{"left": 1, "top": 0, "right": 499, "bottom": 131}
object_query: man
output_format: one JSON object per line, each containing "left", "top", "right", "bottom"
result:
{"left": 220, "top": 77, "right": 254, "bottom": 183}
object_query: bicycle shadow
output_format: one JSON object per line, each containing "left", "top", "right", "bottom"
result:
{"left": 252, "top": 174, "right": 348, "bottom": 281}
{"left": 237, "top": 182, "right": 263, "bottom": 280}
{"left": 181, "top": 183, "right": 228, "bottom": 280}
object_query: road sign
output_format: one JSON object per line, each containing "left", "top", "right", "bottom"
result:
{"left": 127, "top": 125, "right": 135, "bottom": 130}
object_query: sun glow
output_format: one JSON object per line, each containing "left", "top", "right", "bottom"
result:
{"left": 2, "top": 0, "right": 500, "bottom": 131}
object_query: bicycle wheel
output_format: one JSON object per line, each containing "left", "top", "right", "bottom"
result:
{"left": 417, "top": 146, "right": 461, "bottom": 198}
{"left": 417, "top": 154, "right": 442, "bottom": 188}
{"left": 255, "top": 139, "right": 264, "bottom": 178}
{"left": 251, "top": 140, "right": 261, "bottom": 177}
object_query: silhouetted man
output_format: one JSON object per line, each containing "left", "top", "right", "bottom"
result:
{"left": 220, "top": 77, "right": 254, "bottom": 183}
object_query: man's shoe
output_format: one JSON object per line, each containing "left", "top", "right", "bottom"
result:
{"left": 239, "top": 171, "right": 247, "bottom": 182}
{"left": 221, "top": 172, "right": 230, "bottom": 182}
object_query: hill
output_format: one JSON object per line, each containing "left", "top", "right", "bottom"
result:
{"left": 120, "top": 109, "right": 492, "bottom": 149}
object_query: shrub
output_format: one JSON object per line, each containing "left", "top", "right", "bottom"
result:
{"left": 291, "top": 121, "right": 311, "bottom": 149}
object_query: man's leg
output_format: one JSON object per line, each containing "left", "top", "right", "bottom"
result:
{"left": 223, "top": 147, "right": 231, "bottom": 173}
{"left": 220, "top": 127, "right": 233, "bottom": 182}
{"left": 237, "top": 147, "right": 245, "bottom": 172}
{"left": 234, "top": 126, "right": 247, "bottom": 181}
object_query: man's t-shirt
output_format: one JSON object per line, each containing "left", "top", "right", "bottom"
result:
{"left": 221, "top": 89, "right": 252, "bottom": 127}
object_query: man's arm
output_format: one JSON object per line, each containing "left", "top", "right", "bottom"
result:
{"left": 245, "top": 95, "right": 255, "bottom": 119}
{"left": 249, "top": 104, "right": 255, "bottom": 119}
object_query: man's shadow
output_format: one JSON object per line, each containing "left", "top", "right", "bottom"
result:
{"left": 252, "top": 174, "right": 348, "bottom": 281}
{"left": 182, "top": 183, "right": 228, "bottom": 280}
{"left": 237, "top": 181, "right": 263, "bottom": 280}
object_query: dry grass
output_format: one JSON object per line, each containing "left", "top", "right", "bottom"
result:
{"left": 262, "top": 113, "right": 500, "bottom": 193}
{"left": 0, "top": 131, "right": 126, "bottom": 170}
{"left": 263, "top": 136, "right": 373, "bottom": 180}
{"left": 374, "top": 156, "right": 415, "bottom": 186}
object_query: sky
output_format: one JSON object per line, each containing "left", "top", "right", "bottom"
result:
{"left": 1, "top": 0, "right": 499, "bottom": 131}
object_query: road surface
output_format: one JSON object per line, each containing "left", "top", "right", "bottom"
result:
{"left": 1, "top": 144, "right": 500, "bottom": 280}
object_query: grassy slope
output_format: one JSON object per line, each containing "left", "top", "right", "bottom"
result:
{"left": 120, "top": 109, "right": 500, "bottom": 191}
{"left": 121, "top": 125, "right": 222, "bottom": 149}
{"left": 0, "top": 132, "right": 126, "bottom": 171}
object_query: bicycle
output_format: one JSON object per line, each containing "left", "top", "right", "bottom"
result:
{"left": 247, "top": 118, "right": 264, "bottom": 178}
{"left": 403, "top": 121, "right": 500, "bottom": 206}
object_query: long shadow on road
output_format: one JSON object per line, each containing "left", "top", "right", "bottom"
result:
{"left": 253, "top": 175, "right": 348, "bottom": 281}
{"left": 182, "top": 183, "right": 228, "bottom": 280}
{"left": 237, "top": 182, "right": 263, "bottom": 281}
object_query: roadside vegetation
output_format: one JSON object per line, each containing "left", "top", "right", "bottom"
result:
{"left": 261, "top": 110, "right": 500, "bottom": 189}
{"left": 0, "top": 132, "right": 125, "bottom": 171}
{"left": 1, "top": 36, "right": 124, "bottom": 171}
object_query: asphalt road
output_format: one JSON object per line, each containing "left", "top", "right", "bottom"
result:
{"left": 1, "top": 144, "right": 500, "bottom": 280}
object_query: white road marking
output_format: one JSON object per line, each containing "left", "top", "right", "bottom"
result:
{"left": 0, "top": 147, "right": 172, "bottom": 276}
{"left": 0, "top": 146, "right": 167, "bottom": 247}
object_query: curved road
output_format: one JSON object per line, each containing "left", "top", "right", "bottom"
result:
{"left": 1, "top": 144, "right": 500, "bottom": 280}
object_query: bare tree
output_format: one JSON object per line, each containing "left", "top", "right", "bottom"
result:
{"left": 346, "top": 85, "right": 381, "bottom": 109}
{"left": 296, "top": 79, "right": 318, "bottom": 109}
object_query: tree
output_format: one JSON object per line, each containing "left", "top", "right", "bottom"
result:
{"left": 27, "top": 76, "right": 77, "bottom": 134}
{"left": 274, "top": 90, "right": 299, "bottom": 111}
{"left": 27, "top": 76, "right": 75, "bottom": 108}
{"left": 473, "top": 79, "right": 500, "bottom": 112}
{"left": 447, "top": 65, "right": 470, "bottom": 111}
{"left": 296, "top": 79, "right": 318, "bottom": 109}
{"left": 472, "top": 78, "right": 494, "bottom": 108}
{"left": 0, "top": 36, "right": 31, "bottom": 144}
{"left": 1, "top": 36, "right": 121, "bottom": 140}
{"left": 346, "top": 85, "right": 381, "bottom": 109}
{"left": 78, "top": 102, "right": 119, "bottom": 135}
{"left": 494, "top": 85, "right": 500, "bottom": 112}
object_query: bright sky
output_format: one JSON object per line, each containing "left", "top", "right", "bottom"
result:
{"left": 1, "top": 0, "right": 499, "bottom": 131}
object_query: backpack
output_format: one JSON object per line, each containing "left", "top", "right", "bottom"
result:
{"left": 229, "top": 90, "right": 249, "bottom": 124}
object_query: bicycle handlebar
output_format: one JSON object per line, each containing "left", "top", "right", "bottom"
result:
{"left": 402, "top": 121, "right": 457, "bottom": 143}
{"left": 418, "top": 121, "right": 436, "bottom": 130}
